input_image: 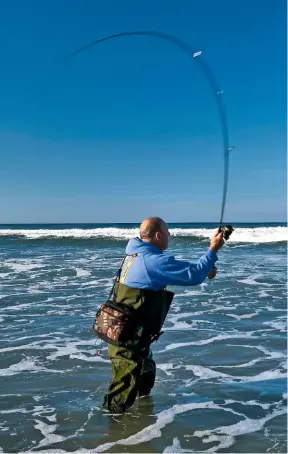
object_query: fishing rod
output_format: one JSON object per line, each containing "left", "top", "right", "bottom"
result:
{"left": 64, "top": 30, "right": 234, "bottom": 240}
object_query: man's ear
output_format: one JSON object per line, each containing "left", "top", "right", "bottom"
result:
{"left": 155, "top": 231, "right": 161, "bottom": 241}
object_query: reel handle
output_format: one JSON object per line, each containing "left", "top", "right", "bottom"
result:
{"left": 219, "top": 225, "right": 234, "bottom": 240}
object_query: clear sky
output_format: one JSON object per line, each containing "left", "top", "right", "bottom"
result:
{"left": 0, "top": 0, "right": 286, "bottom": 223}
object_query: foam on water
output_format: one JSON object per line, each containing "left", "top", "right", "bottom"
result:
{"left": 259, "top": 290, "right": 270, "bottom": 297}
{"left": 0, "top": 408, "right": 31, "bottom": 415}
{"left": 0, "top": 357, "right": 44, "bottom": 376}
{"left": 0, "top": 357, "right": 64, "bottom": 376}
{"left": 163, "top": 437, "right": 191, "bottom": 453}
{"left": 238, "top": 278, "right": 274, "bottom": 287}
{"left": 226, "top": 312, "right": 259, "bottom": 320}
{"left": 75, "top": 268, "right": 91, "bottom": 277}
{"left": 263, "top": 318, "right": 287, "bottom": 332}
{"left": 192, "top": 406, "right": 286, "bottom": 452}
{"left": 34, "top": 419, "right": 66, "bottom": 449}
{"left": 161, "top": 331, "right": 256, "bottom": 352}
{"left": 0, "top": 226, "right": 286, "bottom": 243}
{"left": 175, "top": 289, "right": 209, "bottom": 297}
{"left": 69, "top": 352, "right": 109, "bottom": 363}
{"left": 83, "top": 401, "right": 244, "bottom": 452}
{"left": 1, "top": 259, "right": 44, "bottom": 272}
{"left": 56, "top": 399, "right": 286, "bottom": 453}
{"left": 0, "top": 222, "right": 286, "bottom": 452}
{"left": 158, "top": 361, "right": 287, "bottom": 384}
{"left": 0, "top": 227, "right": 139, "bottom": 240}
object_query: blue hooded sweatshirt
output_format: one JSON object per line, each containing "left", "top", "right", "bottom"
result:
{"left": 120, "top": 237, "right": 218, "bottom": 291}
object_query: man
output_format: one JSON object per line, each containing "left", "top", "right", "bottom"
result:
{"left": 103, "top": 217, "right": 224, "bottom": 413}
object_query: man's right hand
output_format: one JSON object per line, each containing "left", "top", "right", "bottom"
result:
{"left": 209, "top": 231, "right": 224, "bottom": 252}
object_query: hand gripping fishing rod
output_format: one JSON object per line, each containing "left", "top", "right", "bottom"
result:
{"left": 64, "top": 30, "right": 234, "bottom": 240}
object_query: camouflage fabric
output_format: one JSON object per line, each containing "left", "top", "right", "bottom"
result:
{"left": 93, "top": 304, "right": 126, "bottom": 342}
{"left": 103, "top": 344, "right": 156, "bottom": 413}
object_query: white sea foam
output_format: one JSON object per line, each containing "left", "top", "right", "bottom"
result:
{"left": 175, "top": 289, "right": 209, "bottom": 297}
{"left": 0, "top": 405, "right": 53, "bottom": 416}
{"left": 228, "top": 344, "right": 286, "bottom": 360}
{"left": 236, "top": 368, "right": 287, "bottom": 383}
{"left": 214, "top": 357, "right": 263, "bottom": 369}
{"left": 163, "top": 437, "right": 191, "bottom": 453}
{"left": 170, "top": 227, "right": 287, "bottom": 243}
{"left": 158, "top": 360, "right": 286, "bottom": 384}
{"left": 237, "top": 274, "right": 274, "bottom": 287}
{"left": 0, "top": 302, "right": 41, "bottom": 311}
{"left": 69, "top": 353, "right": 109, "bottom": 363}
{"left": 0, "top": 358, "right": 44, "bottom": 376}
{"left": 166, "top": 311, "right": 216, "bottom": 331}
{"left": 27, "top": 285, "right": 43, "bottom": 294}
{"left": 60, "top": 400, "right": 286, "bottom": 453}
{"left": 0, "top": 337, "right": 96, "bottom": 356}
{"left": 0, "top": 226, "right": 286, "bottom": 243}
{"left": 81, "top": 401, "right": 244, "bottom": 452}
{"left": 161, "top": 332, "right": 255, "bottom": 352}
{"left": 75, "top": 268, "right": 91, "bottom": 277}
{"left": 165, "top": 320, "right": 196, "bottom": 330}
{"left": 0, "top": 227, "right": 138, "bottom": 240}
{"left": 226, "top": 312, "right": 259, "bottom": 320}
{"left": 193, "top": 407, "right": 286, "bottom": 452}
{"left": 185, "top": 364, "right": 287, "bottom": 384}
{"left": 265, "top": 305, "right": 286, "bottom": 312}
{"left": 263, "top": 318, "right": 287, "bottom": 333}
{"left": 0, "top": 357, "right": 63, "bottom": 376}
{"left": 2, "top": 260, "right": 44, "bottom": 272}
{"left": 157, "top": 363, "right": 181, "bottom": 376}
{"left": 186, "top": 364, "right": 231, "bottom": 379}
{"left": 259, "top": 290, "right": 270, "bottom": 297}
{"left": 45, "top": 414, "right": 57, "bottom": 423}
{"left": 0, "top": 408, "right": 31, "bottom": 415}
{"left": 34, "top": 419, "right": 65, "bottom": 449}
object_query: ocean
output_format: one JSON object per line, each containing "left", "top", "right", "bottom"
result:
{"left": 0, "top": 222, "right": 287, "bottom": 453}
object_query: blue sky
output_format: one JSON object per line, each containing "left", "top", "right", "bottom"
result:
{"left": 0, "top": 0, "right": 286, "bottom": 223}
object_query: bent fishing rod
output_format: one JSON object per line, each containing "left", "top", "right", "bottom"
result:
{"left": 63, "top": 30, "right": 234, "bottom": 240}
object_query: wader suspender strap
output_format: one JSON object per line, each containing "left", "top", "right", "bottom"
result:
{"left": 108, "top": 254, "right": 138, "bottom": 300}
{"left": 119, "top": 255, "right": 137, "bottom": 284}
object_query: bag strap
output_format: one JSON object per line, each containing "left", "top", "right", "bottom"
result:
{"left": 107, "top": 254, "right": 138, "bottom": 300}
{"left": 119, "top": 255, "right": 138, "bottom": 284}
{"left": 107, "top": 255, "right": 127, "bottom": 300}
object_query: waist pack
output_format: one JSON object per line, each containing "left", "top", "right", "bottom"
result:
{"left": 93, "top": 299, "right": 144, "bottom": 348}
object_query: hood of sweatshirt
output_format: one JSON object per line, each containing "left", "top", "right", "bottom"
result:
{"left": 125, "top": 237, "right": 162, "bottom": 256}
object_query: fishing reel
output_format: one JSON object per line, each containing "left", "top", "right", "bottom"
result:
{"left": 220, "top": 225, "right": 234, "bottom": 240}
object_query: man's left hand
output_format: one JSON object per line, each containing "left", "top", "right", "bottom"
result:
{"left": 208, "top": 266, "right": 217, "bottom": 280}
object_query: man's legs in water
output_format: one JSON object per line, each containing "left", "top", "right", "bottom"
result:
{"left": 103, "top": 345, "right": 156, "bottom": 412}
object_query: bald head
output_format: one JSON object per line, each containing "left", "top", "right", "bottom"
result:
{"left": 140, "top": 217, "right": 164, "bottom": 239}
{"left": 140, "top": 217, "right": 169, "bottom": 251}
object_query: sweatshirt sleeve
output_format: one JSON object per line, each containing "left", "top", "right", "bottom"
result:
{"left": 150, "top": 249, "right": 218, "bottom": 287}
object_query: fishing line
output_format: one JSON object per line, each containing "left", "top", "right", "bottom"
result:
{"left": 63, "top": 30, "right": 234, "bottom": 237}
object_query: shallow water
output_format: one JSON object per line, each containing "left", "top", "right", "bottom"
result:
{"left": 0, "top": 223, "right": 287, "bottom": 453}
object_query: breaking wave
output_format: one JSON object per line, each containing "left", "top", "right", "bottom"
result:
{"left": 0, "top": 226, "right": 286, "bottom": 243}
